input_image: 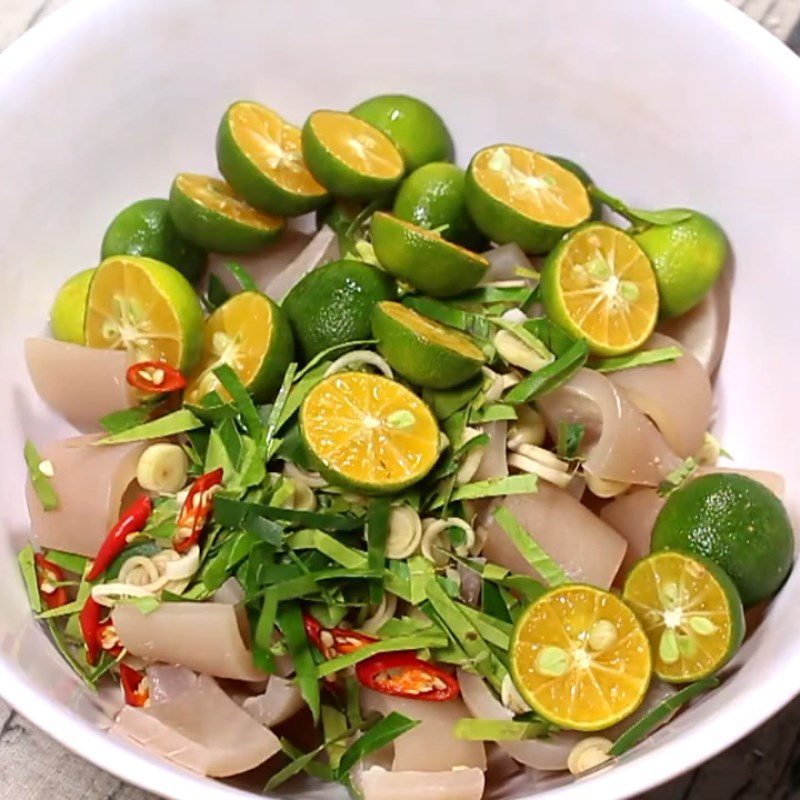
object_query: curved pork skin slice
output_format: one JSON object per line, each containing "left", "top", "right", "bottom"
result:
{"left": 206, "top": 228, "right": 311, "bottom": 295}
{"left": 113, "top": 674, "right": 280, "bottom": 777}
{"left": 358, "top": 767, "right": 485, "bottom": 800}
{"left": 263, "top": 224, "right": 340, "bottom": 301}
{"left": 457, "top": 670, "right": 581, "bottom": 771}
{"left": 600, "top": 488, "right": 665, "bottom": 577}
{"left": 608, "top": 334, "right": 713, "bottom": 458}
{"left": 25, "top": 338, "right": 132, "bottom": 432}
{"left": 361, "top": 689, "right": 486, "bottom": 772}
{"left": 26, "top": 433, "right": 146, "bottom": 557}
{"left": 146, "top": 665, "right": 198, "bottom": 705}
{"left": 480, "top": 485, "right": 627, "bottom": 589}
{"left": 242, "top": 676, "right": 305, "bottom": 728}
{"left": 113, "top": 601, "right": 268, "bottom": 682}
{"left": 474, "top": 420, "right": 509, "bottom": 481}
{"left": 538, "top": 368, "right": 682, "bottom": 486}
{"left": 658, "top": 266, "right": 731, "bottom": 376}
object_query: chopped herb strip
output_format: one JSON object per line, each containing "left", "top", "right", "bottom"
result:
{"left": 23, "top": 441, "right": 59, "bottom": 511}
{"left": 492, "top": 506, "right": 569, "bottom": 587}
{"left": 276, "top": 363, "right": 329, "bottom": 430}
{"left": 18, "top": 544, "right": 42, "bottom": 613}
{"left": 504, "top": 338, "right": 589, "bottom": 403}
{"left": 222, "top": 260, "right": 257, "bottom": 292}
{"left": 479, "top": 580, "right": 513, "bottom": 626}
{"left": 425, "top": 578, "right": 506, "bottom": 691}
{"left": 278, "top": 601, "right": 320, "bottom": 721}
{"left": 658, "top": 456, "right": 699, "bottom": 496}
{"left": 320, "top": 705, "right": 349, "bottom": 771}
{"left": 610, "top": 677, "right": 719, "bottom": 756}
{"left": 205, "top": 272, "right": 231, "bottom": 311}
{"left": 594, "top": 346, "right": 682, "bottom": 373}
{"left": 264, "top": 363, "right": 297, "bottom": 458}
{"left": 37, "top": 579, "right": 91, "bottom": 619}
{"left": 287, "top": 529, "right": 367, "bottom": 570}
{"left": 334, "top": 712, "right": 418, "bottom": 779}
{"left": 403, "top": 295, "right": 493, "bottom": 341}
{"left": 265, "top": 731, "right": 343, "bottom": 790}
{"left": 317, "top": 631, "right": 448, "bottom": 678}
{"left": 96, "top": 409, "right": 203, "bottom": 444}
{"left": 459, "top": 286, "right": 534, "bottom": 306}
{"left": 453, "top": 718, "right": 550, "bottom": 741}
{"left": 423, "top": 375, "right": 483, "bottom": 421}
{"left": 429, "top": 473, "right": 538, "bottom": 510}
{"left": 98, "top": 406, "right": 152, "bottom": 435}
{"left": 345, "top": 677, "right": 362, "bottom": 727}
{"left": 42, "top": 549, "right": 89, "bottom": 575}
{"left": 213, "top": 364, "right": 263, "bottom": 439}
{"left": 521, "top": 317, "right": 577, "bottom": 357}
{"left": 279, "top": 738, "right": 333, "bottom": 781}
{"left": 460, "top": 603, "right": 512, "bottom": 649}
{"left": 47, "top": 619, "right": 95, "bottom": 689}
{"left": 556, "top": 422, "right": 585, "bottom": 460}
{"left": 214, "top": 496, "right": 364, "bottom": 531}
{"left": 253, "top": 590, "right": 278, "bottom": 672}
{"left": 469, "top": 403, "right": 517, "bottom": 424}
{"left": 366, "top": 498, "right": 390, "bottom": 605}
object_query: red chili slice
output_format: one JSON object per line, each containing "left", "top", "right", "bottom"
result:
{"left": 303, "top": 613, "right": 376, "bottom": 660}
{"left": 86, "top": 494, "right": 152, "bottom": 581}
{"left": 173, "top": 468, "right": 224, "bottom": 554}
{"left": 356, "top": 651, "right": 460, "bottom": 701}
{"left": 79, "top": 596, "right": 123, "bottom": 666}
{"left": 34, "top": 553, "right": 68, "bottom": 610}
{"left": 119, "top": 663, "right": 150, "bottom": 707}
{"left": 126, "top": 361, "right": 186, "bottom": 394}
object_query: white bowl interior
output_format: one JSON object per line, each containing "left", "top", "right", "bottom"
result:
{"left": 0, "top": 0, "right": 799, "bottom": 798}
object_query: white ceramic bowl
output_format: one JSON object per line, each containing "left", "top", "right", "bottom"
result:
{"left": 1, "top": 0, "right": 799, "bottom": 798}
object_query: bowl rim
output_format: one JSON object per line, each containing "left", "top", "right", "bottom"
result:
{"left": 2, "top": 0, "right": 800, "bottom": 798}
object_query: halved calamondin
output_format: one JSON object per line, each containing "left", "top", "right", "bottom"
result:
{"left": 510, "top": 584, "right": 652, "bottom": 730}
{"left": 623, "top": 550, "right": 745, "bottom": 683}
{"left": 216, "top": 101, "right": 329, "bottom": 216}
{"left": 299, "top": 371, "right": 440, "bottom": 494}
{"left": 168, "top": 173, "right": 285, "bottom": 253}
{"left": 465, "top": 144, "right": 592, "bottom": 253}
{"left": 184, "top": 290, "right": 294, "bottom": 404}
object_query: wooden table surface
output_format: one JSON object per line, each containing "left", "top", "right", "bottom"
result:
{"left": 1, "top": 1, "right": 799, "bottom": 798}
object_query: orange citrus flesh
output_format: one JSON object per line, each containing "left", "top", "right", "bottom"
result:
{"left": 229, "top": 102, "right": 327, "bottom": 196}
{"left": 511, "top": 585, "right": 652, "bottom": 731}
{"left": 85, "top": 257, "right": 185, "bottom": 366}
{"left": 309, "top": 111, "right": 404, "bottom": 178}
{"left": 185, "top": 292, "right": 274, "bottom": 403}
{"left": 550, "top": 224, "right": 659, "bottom": 354}
{"left": 300, "top": 371, "right": 440, "bottom": 492}
{"left": 623, "top": 552, "right": 741, "bottom": 682}
{"left": 175, "top": 173, "right": 283, "bottom": 229}
{"left": 472, "top": 146, "right": 591, "bottom": 226}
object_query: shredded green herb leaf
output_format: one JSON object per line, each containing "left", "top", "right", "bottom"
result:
{"left": 594, "top": 346, "right": 682, "bottom": 373}
{"left": 98, "top": 406, "right": 152, "bottom": 435}
{"left": 334, "top": 712, "right": 418, "bottom": 779}
{"left": 658, "top": 456, "right": 699, "bottom": 496}
{"left": 556, "top": 422, "right": 585, "bottom": 460}
{"left": 492, "top": 506, "right": 569, "bottom": 586}
{"left": 96, "top": 409, "right": 203, "bottom": 444}
{"left": 429, "top": 473, "right": 538, "bottom": 510}
{"left": 504, "top": 338, "right": 588, "bottom": 403}
{"left": 278, "top": 601, "right": 320, "bottom": 721}
{"left": 453, "top": 718, "right": 550, "bottom": 741}
{"left": 23, "top": 441, "right": 59, "bottom": 511}
{"left": 610, "top": 677, "right": 719, "bottom": 756}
